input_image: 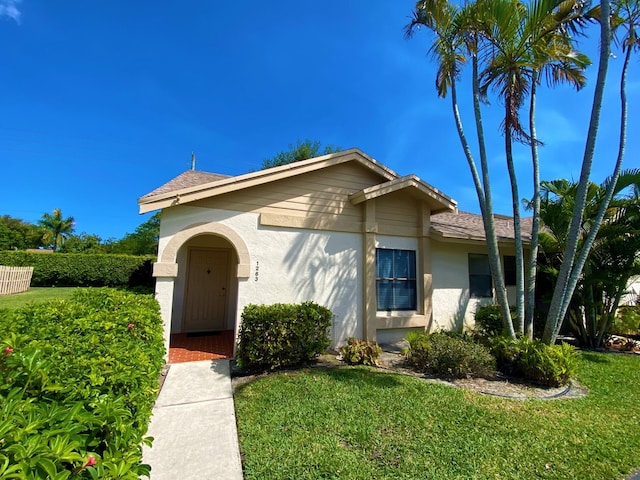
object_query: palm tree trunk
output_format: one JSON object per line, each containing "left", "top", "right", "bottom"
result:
{"left": 504, "top": 108, "right": 525, "bottom": 336}
{"left": 553, "top": 31, "right": 631, "bottom": 339}
{"left": 472, "top": 53, "right": 515, "bottom": 339}
{"left": 542, "top": 0, "right": 612, "bottom": 345}
{"left": 526, "top": 74, "right": 541, "bottom": 340}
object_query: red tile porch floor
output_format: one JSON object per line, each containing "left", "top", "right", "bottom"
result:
{"left": 169, "top": 330, "right": 235, "bottom": 364}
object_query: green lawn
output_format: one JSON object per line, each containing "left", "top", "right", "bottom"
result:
{"left": 0, "top": 287, "right": 78, "bottom": 310}
{"left": 234, "top": 352, "right": 640, "bottom": 480}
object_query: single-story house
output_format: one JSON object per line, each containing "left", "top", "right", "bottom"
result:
{"left": 138, "top": 149, "right": 527, "bottom": 355}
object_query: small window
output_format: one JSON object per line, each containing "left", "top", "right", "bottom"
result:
{"left": 503, "top": 256, "right": 516, "bottom": 286}
{"left": 469, "top": 254, "right": 492, "bottom": 298}
{"left": 376, "top": 249, "right": 417, "bottom": 310}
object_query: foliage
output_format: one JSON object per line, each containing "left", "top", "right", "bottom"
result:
{"left": 38, "top": 208, "right": 75, "bottom": 252}
{"left": 260, "top": 139, "right": 341, "bottom": 170}
{"left": 236, "top": 302, "right": 332, "bottom": 371}
{"left": 339, "top": 338, "right": 382, "bottom": 366}
{"left": 59, "top": 232, "right": 107, "bottom": 254}
{"left": 404, "top": 331, "right": 495, "bottom": 379}
{"left": 612, "top": 306, "right": 640, "bottom": 335}
{"left": 537, "top": 172, "right": 640, "bottom": 347}
{"left": 235, "top": 352, "right": 640, "bottom": 479}
{"left": 490, "top": 336, "right": 578, "bottom": 386}
{"left": 0, "top": 288, "right": 165, "bottom": 479}
{"left": 107, "top": 213, "right": 160, "bottom": 256}
{"left": 0, "top": 250, "right": 154, "bottom": 288}
{"left": 0, "top": 287, "right": 77, "bottom": 311}
{"left": 0, "top": 214, "right": 45, "bottom": 250}
{"left": 474, "top": 304, "right": 519, "bottom": 338}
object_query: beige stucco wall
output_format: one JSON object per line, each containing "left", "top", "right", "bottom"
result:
{"left": 431, "top": 240, "right": 518, "bottom": 332}
{"left": 155, "top": 205, "right": 364, "bottom": 350}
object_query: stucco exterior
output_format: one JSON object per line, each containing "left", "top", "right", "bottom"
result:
{"left": 141, "top": 149, "right": 528, "bottom": 357}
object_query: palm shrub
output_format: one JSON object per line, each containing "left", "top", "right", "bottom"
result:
{"left": 490, "top": 337, "right": 578, "bottom": 387}
{"left": 404, "top": 331, "right": 495, "bottom": 379}
{"left": 339, "top": 338, "right": 382, "bottom": 366}
{"left": 236, "top": 302, "right": 332, "bottom": 371}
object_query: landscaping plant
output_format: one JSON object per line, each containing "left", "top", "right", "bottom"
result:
{"left": 339, "top": 338, "right": 382, "bottom": 366}
{"left": 404, "top": 331, "right": 495, "bottom": 379}
{"left": 0, "top": 288, "right": 165, "bottom": 479}
{"left": 236, "top": 301, "right": 332, "bottom": 371}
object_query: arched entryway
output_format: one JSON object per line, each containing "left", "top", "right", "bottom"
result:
{"left": 153, "top": 221, "right": 250, "bottom": 363}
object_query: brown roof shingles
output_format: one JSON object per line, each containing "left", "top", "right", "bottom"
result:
{"left": 431, "top": 211, "right": 532, "bottom": 242}
{"left": 140, "top": 170, "right": 230, "bottom": 200}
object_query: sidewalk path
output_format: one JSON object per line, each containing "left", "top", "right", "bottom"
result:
{"left": 142, "top": 359, "right": 243, "bottom": 479}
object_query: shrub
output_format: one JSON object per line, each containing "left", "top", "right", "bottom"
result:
{"left": 404, "top": 331, "right": 496, "bottom": 379}
{"left": 0, "top": 288, "right": 165, "bottom": 478}
{"left": 490, "top": 337, "right": 578, "bottom": 387}
{"left": 340, "top": 338, "right": 382, "bottom": 366}
{"left": 0, "top": 250, "right": 154, "bottom": 288}
{"left": 236, "top": 301, "right": 332, "bottom": 371}
{"left": 611, "top": 306, "right": 640, "bottom": 336}
{"left": 474, "top": 304, "right": 518, "bottom": 338}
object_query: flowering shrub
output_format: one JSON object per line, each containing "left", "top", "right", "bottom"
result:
{"left": 0, "top": 288, "right": 165, "bottom": 478}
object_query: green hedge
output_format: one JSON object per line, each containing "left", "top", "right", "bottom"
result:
{"left": 236, "top": 302, "right": 332, "bottom": 371}
{"left": 0, "top": 288, "right": 165, "bottom": 479}
{"left": 0, "top": 251, "right": 154, "bottom": 288}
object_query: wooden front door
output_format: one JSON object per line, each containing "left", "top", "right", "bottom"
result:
{"left": 183, "top": 248, "right": 229, "bottom": 332}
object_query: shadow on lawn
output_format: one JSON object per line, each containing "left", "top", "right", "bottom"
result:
{"left": 315, "top": 366, "right": 404, "bottom": 389}
{"left": 580, "top": 351, "right": 612, "bottom": 364}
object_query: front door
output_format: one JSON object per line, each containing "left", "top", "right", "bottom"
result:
{"left": 183, "top": 248, "right": 229, "bottom": 332}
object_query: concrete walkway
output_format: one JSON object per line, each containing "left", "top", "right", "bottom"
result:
{"left": 142, "top": 360, "right": 243, "bottom": 480}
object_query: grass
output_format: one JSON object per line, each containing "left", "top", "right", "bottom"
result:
{"left": 234, "top": 352, "right": 640, "bottom": 479}
{"left": 0, "top": 287, "right": 80, "bottom": 310}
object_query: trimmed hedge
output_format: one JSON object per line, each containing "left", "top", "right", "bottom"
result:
{"left": 236, "top": 302, "right": 332, "bottom": 371}
{"left": 0, "top": 288, "right": 165, "bottom": 479}
{"left": 0, "top": 250, "right": 154, "bottom": 288}
{"left": 404, "top": 331, "right": 496, "bottom": 379}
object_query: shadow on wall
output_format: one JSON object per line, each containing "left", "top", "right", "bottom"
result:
{"left": 281, "top": 229, "right": 360, "bottom": 347}
{"left": 434, "top": 289, "right": 471, "bottom": 332}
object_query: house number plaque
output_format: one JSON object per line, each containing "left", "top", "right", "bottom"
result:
{"left": 254, "top": 261, "right": 259, "bottom": 282}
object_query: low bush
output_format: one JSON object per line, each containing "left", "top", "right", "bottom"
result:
{"left": 490, "top": 337, "right": 578, "bottom": 387}
{"left": 236, "top": 301, "right": 332, "bottom": 371}
{"left": 611, "top": 306, "right": 640, "bottom": 336}
{"left": 0, "top": 250, "right": 154, "bottom": 288}
{"left": 0, "top": 288, "right": 165, "bottom": 478}
{"left": 404, "top": 331, "right": 496, "bottom": 379}
{"left": 339, "top": 338, "right": 382, "bottom": 366}
{"left": 474, "top": 304, "right": 518, "bottom": 338}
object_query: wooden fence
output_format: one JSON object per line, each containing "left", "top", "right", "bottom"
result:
{"left": 0, "top": 266, "right": 34, "bottom": 296}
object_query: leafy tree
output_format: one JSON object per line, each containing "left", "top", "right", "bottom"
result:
{"left": 108, "top": 212, "right": 160, "bottom": 256}
{"left": 261, "top": 139, "right": 341, "bottom": 170}
{"left": 38, "top": 208, "right": 75, "bottom": 252}
{"left": 59, "top": 232, "right": 106, "bottom": 254}
{"left": 0, "top": 215, "right": 45, "bottom": 250}
{"left": 537, "top": 170, "right": 640, "bottom": 347}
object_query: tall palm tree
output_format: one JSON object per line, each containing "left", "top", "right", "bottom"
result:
{"left": 543, "top": 0, "right": 638, "bottom": 344}
{"left": 406, "top": 0, "right": 517, "bottom": 338}
{"left": 477, "top": 0, "right": 591, "bottom": 337}
{"left": 38, "top": 208, "right": 75, "bottom": 252}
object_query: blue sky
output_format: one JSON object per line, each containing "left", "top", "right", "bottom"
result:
{"left": 0, "top": 1, "right": 637, "bottom": 240}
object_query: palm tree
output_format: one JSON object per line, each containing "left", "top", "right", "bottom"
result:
{"left": 543, "top": 0, "right": 638, "bottom": 344}
{"left": 477, "top": 0, "right": 591, "bottom": 337}
{"left": 38, "top": 208, "right": 75, "bottom": 252}
{"left": 406, "top": 0, "right": 517, "bottom": 338}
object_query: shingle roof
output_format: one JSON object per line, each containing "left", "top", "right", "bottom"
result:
{"left": 431, "top": 211, "right": 532, "bottom": 242}
{"left": 139, "top": 170, "right": 230, "bottom": 200}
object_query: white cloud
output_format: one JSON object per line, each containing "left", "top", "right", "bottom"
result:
{"left": 0, "top": 0, "right": 21, "bottom": 23}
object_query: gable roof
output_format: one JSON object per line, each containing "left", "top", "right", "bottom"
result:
{"left": 138, "top": 148, "right": 454, "bottom": 214}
